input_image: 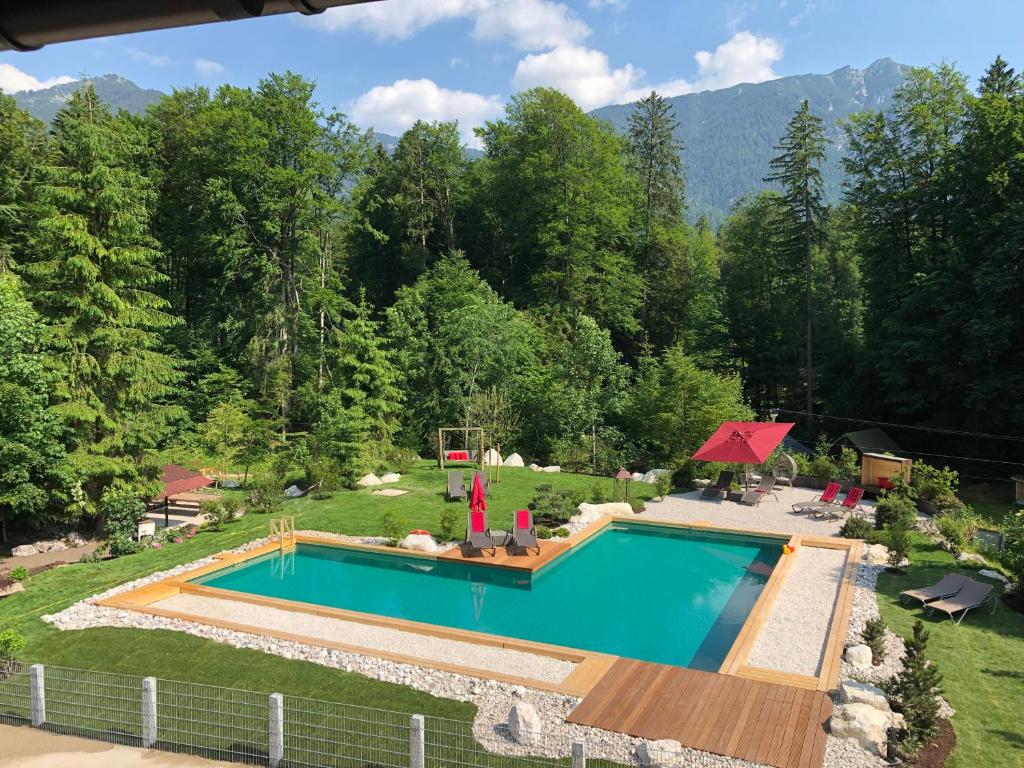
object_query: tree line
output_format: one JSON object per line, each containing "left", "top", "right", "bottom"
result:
{"left": 1, "top": 57, "right": 1021, "bottom": 534}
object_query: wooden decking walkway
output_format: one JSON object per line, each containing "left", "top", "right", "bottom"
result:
{"left": 436, "top": 540, "right": 569, "bottom": 572}
{"left": 567, "top": 659, "right": 832, "bottom": 768}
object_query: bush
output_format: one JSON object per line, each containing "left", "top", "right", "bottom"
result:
{"left": 883, "top": 621, "right": 942, "bottom": 753}
{"left": 629, "top": 498, "right": 646, "bottom": 514}
{"left": 248, "top": 476, "right": 282, "bottom": 515}
{"left": 220, "top": 495, "right": 241, "bottom": 521}
{"left": 438, "top": 507, "right": 459, "bottom": 542}
{"left": 590, "top": 482, "right": 608, "bottom": 504}
{"left": 833, "top": 447, "right": 859, "bottom": 486}
{"left": 999, "top": 510, "right": 1024, "bottom": 596}
{"left": 9, "top": 566, "right": 29, "bottom": 583}
{"left": 107, "top": 532, "right": 140, "bottom": 558}
{"left": 381, "top": 510, "right": 406, "bottom": 547}
{"left": 840, "top": 516, "right": 873, "bottom": 540}
{"left": 528, "top": 485, "right": 584, "bottom": 525}
{"left": 0, "top": 627, "right": 26, "bottom": 662}
{"left": 536, "top": 525, "right": 553, "bottom": 540}
{"left": 202, "top": 500, "right": 233, "bottom": 531}
{"left": 553, "top": 527, "right": 570, "bottom": 537}
{"left": 655, "top": 474, "right": 671, "bottom": 501}
{"left": 886, "top": 520, "right": 911, "bottom": 572}
{"left": 861, "top": 616, "right": 887, "bottom": 665}
{"left": 935, "top": 506, "right": 981, "bottom": 557}
{"left": 932, "top": 493, "right": 964, "bottom": 517}
{"left": 874, "top": 494, "right": 916, "bottom": 531}
{"left": 388, "top": 446, "right": 418, "bottom": 475}
{"left": 100, "top": 488, "right": 145, "bottom": 540}
{"left": 912, "top": 461, "right": 958, "bottom": 501}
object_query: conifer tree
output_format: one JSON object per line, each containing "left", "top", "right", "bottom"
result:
{"left": 979, "top": 54, "right": 1022, "bottom": 96}
{"left": 24, "top": 85, "right": 180, "bottom": 513}
{"left": 885, "top": 620, "right": 943, "bottom": 751}
{"left": 764, "top": 100, "right": 827, "bottom": 425}
{"left": 626, "top": 91, "right": 685, "bottom": 238}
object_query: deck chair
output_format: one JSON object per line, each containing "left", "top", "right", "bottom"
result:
{"left": 900, "top": 573, "right": 970, "bottom": 607}
{"left": 791, "top": 481, "right": 841, "bottom": 515}
{"left": 702, "top": 470, "right": 734, "bottom": 499}
{"left": 511, "top": 509, "right": 540, "bottom": 555}
{"left": 926, "top": 579, "right": 996, "bottom": 624}
{"left": 740, "top": 475, "right": 778, "bottom": 506}
{"left": 447, "top": 470, "right": 467, "bottom": 501}
{"left": 815, "top": 486, "right": 866, "bottom": 520}
{"left": 465, "top": 510, "right": 496, "bottom": 557}
{"left": 472, "top": 470, "right": 491, "bottom": 497}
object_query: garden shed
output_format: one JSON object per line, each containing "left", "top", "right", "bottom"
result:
{"left": 836, "top": 428, "right": 902, "bottom": 458}
{"left": 860, "top": 452, "right": 912, "bottom": 491}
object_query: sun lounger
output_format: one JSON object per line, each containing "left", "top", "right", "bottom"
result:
{"left": 702, "top": 470, "right": 734, "bottom": 499}
{"left": 900, "top": 573, "right": 970, "bottom": 607}
{"left": 465, "top": 509, "right": 496, "bottom": 557}
{"left": 447, "top": 470, "right": 467, "bottom": 501}
{"left": 815, "top": 486, "right": 866, "bottom": 520}
{"left": 511, "top": 509, "right": 540, "bottom": 555}
{"left": 926, "top": 578, "right": 997, "bottom": 624}
{"left": 791, "top": 481, "right": 841, "bottom": 514}
{"left": 740, "top": 475, "right": 777, "bottom": 506}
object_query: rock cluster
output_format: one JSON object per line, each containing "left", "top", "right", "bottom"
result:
{"left": 399, "top": 533, "right": 439, "bottom": 553}
{"left": 356, "top": 472, "right": 401, "bottom": 487}
{"left": 829, "top": 680, "right": 906, "bottom": 759}
{"left": 10, "top": 533, "right": 88, "bottom": 557}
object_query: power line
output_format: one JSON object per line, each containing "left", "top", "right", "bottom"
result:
{"left": 774, "top": 408, "right": 1024, "bottom": 443}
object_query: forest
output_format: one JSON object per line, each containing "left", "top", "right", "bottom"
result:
{"left": 1, "top": 56, "right": 1022, "bottom": 534}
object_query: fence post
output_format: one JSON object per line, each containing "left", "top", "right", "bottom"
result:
{"left": 141, "top": 677, "right": 157, "bottom": 748}
{"left": 29, "top": 664, "right": 45, "bottom": 727}
{"left": 268, "top": 693, "right": 284, "bottom": 768}
{"left": 409, "top": 714, "right": 425, "bottom": 768}
{"left": 572, "top": 740, "right": 586, "bottom": 768}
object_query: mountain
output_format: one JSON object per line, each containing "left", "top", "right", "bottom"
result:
{"left": 11, "top": 74, "right": 165, "bottom": 123}
{"left": 591, "top": 58, "right": 909, "bottom": 223}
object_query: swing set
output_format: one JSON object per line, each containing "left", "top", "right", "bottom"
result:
{"left": 437, "top": 427, "right": 485, "bottom": 471}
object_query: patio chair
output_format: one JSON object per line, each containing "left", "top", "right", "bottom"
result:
{"left": 702, "top": 470, "right": 734, "bottom": 499}
{"left": 815, "top": 486, "right": 866, "bottom": 520}
{"left": 511, "top": 509, "right": 540, "bottom": 556}
{"left": 791, "top": 481, "right": 841, "bottom": 515}
{"left": 740, "top": 475, "right": 778, "bottom": 506}
{"left": 900, "top": 573, "right": 970, "bottom": 607}
{"left": 447, "top": 470, "right": 467, "bottom": 501}
{"left": 465, "top": 509, "right": 496, "bottom": 557}
{"left": 926, "top": 579, "right": 997, "bottom": 624}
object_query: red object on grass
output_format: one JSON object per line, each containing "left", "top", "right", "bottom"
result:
{"left": 515, "top": 509, "right": 531, "bottom": 530}
{"left": 469, "top": 472, "right": 487, "bottom": 516}
{"left": 410, "top": 529, "right": 430, "bottom": 536}
{"left": 690, "top": 421, "right": 795, "bottom": 465}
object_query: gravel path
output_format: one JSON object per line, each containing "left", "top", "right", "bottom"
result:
{"left": 154, "top": 592, "right": 575, "bottom": 684}
{"left": 747, "top": 546, "right": 847, "bottom": 676}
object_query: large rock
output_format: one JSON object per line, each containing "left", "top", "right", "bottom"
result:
{"left": 34, "top": 540, "right": 67, "bottom": 553}
{"left": 635, "top": 739, "right": 682, "bottom": 768}
{"left": 62, "top": 532, "right": 87, "bottom": 548}
{"left": 541, "top": 465, "right": 561, "bottom": 473}
{"left": 956, "top": 552, "right": 986, "bottom": 564}
{"left": 483, "top": 448, "right": 502, "bottom": 466}
{"left": 356, "top": 473, "right": 383, "bottom": 487}
{"left": 641, "top": 469, "right": 671, "bottom": 484}
{"left": 0, "top": 582, "right": 25, "bottom": 597}
{"left": 399, "top": 533, "right": 439, "bottom": 553}
{"left": 844, "top": 643, "right": 873, "bottom": 669}
{"left": 829, "top": 703, "right": 895, "bottom": 757}
{"left": 528, "top": 463, "right": 541, "bottom": 472}
{"left": 10, "top": 545, "right": 37, "bottom": 557}
{"left": 838, "top": 680, "right": 890, "bottom": 712}
{"left": 507, "top": 701, "right": 542, "bottom": 747}
{"left": 503, "top": 452, "right": 525, "bottom": 467}
{"left": 379, "top": 472, "right": 401, "bottom": 483}
{"left": 979, "top": 568, "right": 1010, "bottom": 584}
{"left": 865, "top": 544, "right": 891, "bottom": 565}
{"left": 571, "top": 502, "right": 633, "bottom": 527}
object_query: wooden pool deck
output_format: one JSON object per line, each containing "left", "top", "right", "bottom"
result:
{"left": 567, "top": 658, "right": 832, "bottom": 768}
{"left": 436, "top": 540, "right": 570, "bottom": 571}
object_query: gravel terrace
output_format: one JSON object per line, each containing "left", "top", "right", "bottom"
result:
{"left": 152, "top": 591, "right": 576, "bottom": 684}
{"left": 746, "top": 546, "right": 848, "bottom": 676}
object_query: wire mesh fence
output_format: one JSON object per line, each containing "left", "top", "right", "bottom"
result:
{"left": 0, "top": 659, "right": 31, "bottom": 725}
{"left": 157, "top": 678, "right": 269, "bottom": 764}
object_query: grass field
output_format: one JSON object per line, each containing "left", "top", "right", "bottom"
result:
{"left": 876, "top": 535, "right": 1024, "bottom": 768}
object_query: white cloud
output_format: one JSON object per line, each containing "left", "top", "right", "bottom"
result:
{"left": 349, "top": 78, "right": 503, "bottom": 147}
{"left": 0, "top": 64, "right": 75, "bottom": 94}
{"left": 450, "top": 57, "right": 466, "bottom": 68}
{"left": 127, "top": 47, "right": 172, "bottom": 66}
{"left": 588, "top": 0, "right": 628, "bottom": 9}
{"left": 307, "top": 0, "right": 588, "bottom": 51}
{"left": 194, "top": 59, "right": 227, "bottom": 77}
{"left": 692, "top": 31, "right": 782, "bottom": 90}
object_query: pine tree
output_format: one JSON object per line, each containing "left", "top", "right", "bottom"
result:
{"left": 0, "top": 95, "right": 46, "bottom": 273}
{"left": 979, "top": 55, "right": 1022, "bottom": 96}
{"left": 24, "top": 85, "right": 180, "bottom": 513}
{"left": 764, "top": 100, "right": 827, "bottom": 426}
{"left": 886, "top": 620, "right": 943, "bottom": 751}
{"left": 626, "top": 91, "right": 684, "bottom": 238}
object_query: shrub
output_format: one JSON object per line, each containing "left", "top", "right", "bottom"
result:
{"left": 932, "top": 493, "right": 965, "bottom": 517}
{"left": 201, "top": 500, "right": 227, "bottom": 531}
{"left": 9, "top": 566, "right": 29, "bottom": 583}
{"left": 388, "top": 446, "right": 418, "bottom": 475}
{"left": 381, "top": 510, "right": 406, "bottom": 547}
{"left": 861, "top": 616, "right": 887, "bottom": 665}
{"left": 590, "top": 482, "right": 608, "bottom": 504}
{"left": 886, "top": 519, "right": 911, "bottom": 572}
{"left": 629, "top": 498, "right": 646, "bottom": 514}
{"left": 883, "top": 621, "right": 942, "bottom": 753}
{"left": 840, "top": 516, "right": 873, "bottom": 540}
{"left": 79, "top": 549, "right": 104, "bottom": 564}
{"left": 874, "top": 495, "right": 916, "bottom": 531}
{"left": 100, "top": 488, "right": 145, "bottom": 540}
{"left": 220, "top": 495, "right": 241, "bottom": 521}
{"left": 655, "top": 474, "right": 671, "bottom": 501}
{"left": 528, "top": 485, "right": 584, "bottom": 525}
{"left": 912, "top": 461, "right": 959, "bottom": 501}
{"left": 999, "top": 510, "right": 1024, "bottom": 597}
{"left": 107, "top": 532, "right": 140, "bottom": 558}
{"left": 935, "top": 506, "right": 981, "bottom": 557}
{"left": 833, "top": 447, "right": 860, "bottom": 486}
{"left": 536, "top": 525, "right": 553, "bottom": 540}
{"left": 0, "top": 627, "right": 26, "bottom": 662}
{"left": 248, "top": 476, "right": 282, "bottom": 515}
{"left": 553, "top": 527, "right": 570, "bottom": 537}
{"left": 438, "top": 506, "right": 459, "bottom": 542}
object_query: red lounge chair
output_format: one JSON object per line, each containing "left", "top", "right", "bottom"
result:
{"left": 465, "top": 510, "right": 495, "bottom": 556}
{"left": 815, "top": 486, "right": 866, "bottom": 520}
{"left": 512, "top": 509, "right": 540, "bottom": 555}
{"left": 791, "top": 480, "right": 840, "bottom": 514}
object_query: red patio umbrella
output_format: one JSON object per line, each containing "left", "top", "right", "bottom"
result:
{"left": 469, "top": 471, "right": 487, "bottom": 515}
{"left": 691, "top": 422, "right": 795, "bottom": 489}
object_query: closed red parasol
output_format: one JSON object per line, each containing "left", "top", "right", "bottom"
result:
{"left": 469, "top": 471, "right": 487, "bottom": 514}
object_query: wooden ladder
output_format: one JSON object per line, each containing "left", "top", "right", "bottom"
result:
{"left": 269, "top": 516, "right": 295, "bottom": 553}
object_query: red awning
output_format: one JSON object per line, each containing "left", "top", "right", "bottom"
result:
{"left": 690, "top": 422, "right": 795, "bottom": 465}
{"left": 153, "top": 464, "right": 214, "bottom": 501}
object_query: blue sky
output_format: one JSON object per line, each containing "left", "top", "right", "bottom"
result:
{"left": 2, "top": 0, "right": 1023, "bottom": 145}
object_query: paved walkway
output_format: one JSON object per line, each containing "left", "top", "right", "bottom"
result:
{"left": 0, "top": 724, "right": 235, "bottom": 768}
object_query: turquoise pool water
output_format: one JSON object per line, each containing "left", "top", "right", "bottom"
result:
{"left": 193, "top": 523, "right": 781, "bottom": 670}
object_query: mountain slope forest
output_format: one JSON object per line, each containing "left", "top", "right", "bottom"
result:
{"left": 1, "top": 57, "right": 1022, "bottom": 535}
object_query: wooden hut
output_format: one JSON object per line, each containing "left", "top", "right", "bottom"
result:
{"left": 861, "top": 452, "right": 912, "bottom": 492}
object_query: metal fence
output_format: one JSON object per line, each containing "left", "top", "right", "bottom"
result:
{"left": 0, "top": 662, "right": 607, "bottom": 768}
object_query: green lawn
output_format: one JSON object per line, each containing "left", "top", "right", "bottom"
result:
{"left": 875, "top": 535, "right": 1024, "bottom": 768}
{"left": 0, "top": 463, "right": 650, "bottom": 715}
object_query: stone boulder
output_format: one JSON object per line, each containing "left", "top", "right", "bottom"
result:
{"left": 541, "top": 465, "right": 561, "bottom": 473}
{"left": 641, "top": 469, "right": 671, "bottom": 484}
{"left": 507, "top": 701, "right": 542, "bottom": 747}
{"left": 529, "top": 463, "right": 542, "bottom": 472}
{"left": 838, "top": 680, "right": 890, "bottom": 712}
{"left": 829, "top": 703, "right": 897, "bottom": 758}
{"left": 956, "top": 552, "right": 986, "bottom": 564}
{"left": 864, "top": 544, "right": 890, "bottom": 565}
{"left": 356, "top": 473, "right": 383, "bottom": 487}
{"left": 844, "top": 643, "right": 873, "bottom": 669}
{"left": 503, "top": 452, "right": 525, "bottom": 467}
{"left": 399, "top": 533, "right": 439, "bottom": 553}
{"left": 35, "top": 540, "right": 67, "bottom": 553}
{"left": 483, "top": 448, "right": 502, "bottom": 466}
{"left": 0, "top": 581, "right": 25, "bottom": 598}
{"left": 571, "top": 502, "right": 633, "bottom": 527}
{"left": 979, "top": 568, "right": 1010, "bottom": 584}
{"left": 379, "top": 472, "right": 401, "bottom": 483}
{"left": 63, "top": 532, "right": 87, "bottom": 548}
{"left": 631, "top": 472, "right": 645, "bottom": 482}
{"left": 10, "top": 545, "right": 37, "bottom": 557}
{"left": 635, "top": 739, "right": 682, "bottom": 768}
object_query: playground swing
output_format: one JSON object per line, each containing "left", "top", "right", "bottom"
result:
{"left": 437, "top": 427, "right": 485, "bottom": 471}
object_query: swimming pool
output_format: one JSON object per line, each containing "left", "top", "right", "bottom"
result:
{"left": 193, "top": 523, "right": 781, "bottom": 670}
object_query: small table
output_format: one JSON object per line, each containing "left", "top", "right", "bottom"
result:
{"left": 490, "top": 530, "right": 512, "bottom": 547}
{"left": 725, "top": 490, "right": 744, "bottom": 503}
